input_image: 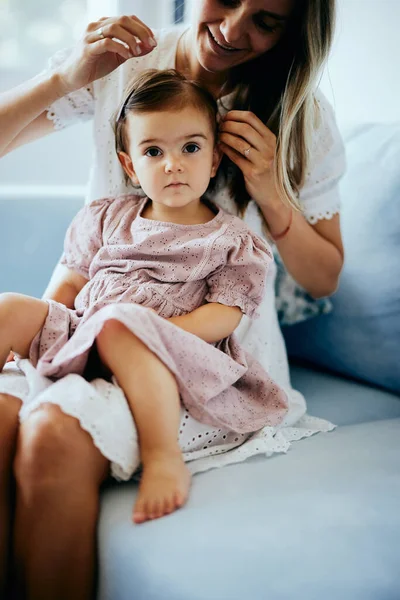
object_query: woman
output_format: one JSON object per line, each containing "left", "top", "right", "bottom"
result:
{"left": 0, "top": 1, "right": 345, "bottom": 598}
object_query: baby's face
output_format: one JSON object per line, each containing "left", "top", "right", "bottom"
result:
{"left": 124, "top": 105, "right": 220, "bottom": 208}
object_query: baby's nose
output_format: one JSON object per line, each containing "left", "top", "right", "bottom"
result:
{"left": 165, "top": 155, "right": 184, "bottom": 173}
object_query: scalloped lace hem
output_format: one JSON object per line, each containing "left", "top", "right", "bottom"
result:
{"left": 3, "top": 361, "right": 336, "bottom": 481}
{"left": 46, "top": 85, "right": 94, "bottom": 131}
{"left": 46, "top": 108, "right": 67, "bottom": 131}
{"left": 186, "top": 415, "right": 336, "bottom": 475}
{"left": 303, "top": 208, "right": 340, "bottom": 225}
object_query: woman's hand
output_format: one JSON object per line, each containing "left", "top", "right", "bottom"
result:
{"left": 56, "top": 15, "right": 158, "bottom": 94}
{"left": 219, "top": 110, "right": 281, "bottom": 210}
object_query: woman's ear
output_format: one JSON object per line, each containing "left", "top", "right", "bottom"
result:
{"left": 211, "top": 143, "right": 223, "bottom": 178}
{"left": 117, "top": 151, "right": 140, "bottom": 185}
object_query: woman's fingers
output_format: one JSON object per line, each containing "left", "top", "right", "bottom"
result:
{"left": 218, "top": 141, "right": 248, "bottom": 171}
{"left": 219, "top": 120, "right": 264, "bottom": 154}
{"left": 219, "top": 132, "right": 254, "bottom": 160}
{"left": 219, "top": 110, "right": 276, "bottom": 169}
{"left": 90, "top": 38, "right": 133, "bottom": 61}
{"left": 223, "top": 110, "right": 276, "bottom": 144}
{"left": 88, "top": 15, "right": 157, "bottom": 56}
{"left": 56, "top": 14, "right": 158, "bottom": 93}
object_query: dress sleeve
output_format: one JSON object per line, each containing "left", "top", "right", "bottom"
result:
{"left": 60, "top": 199, "right": 110, "bottom": 278}
{"left": 205, "top": 231, "right": 273, "bottom": 319}
{"left": 299, "top": 90, "right": 346, "bottom": 224}
{"left": 44, "top": 48, "right": 95, "bottom": 131}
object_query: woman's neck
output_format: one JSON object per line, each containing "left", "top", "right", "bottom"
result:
{"left": 176, "top": 29, "right": 230, "bottom": 99}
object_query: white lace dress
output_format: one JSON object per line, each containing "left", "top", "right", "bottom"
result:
{"left": 0, "top": 25, "right": 346, "bottom": 480}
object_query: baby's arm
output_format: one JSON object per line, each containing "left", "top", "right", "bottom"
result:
{"left": 42, "top": 265, "right": 88, "bottom": 308}
{"left": 167, "top": 303, "right": 243, "bottom": 343}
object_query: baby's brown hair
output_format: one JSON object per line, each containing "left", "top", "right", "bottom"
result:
{"left": 115, "top": 69, "right": 219, "bottom": 163}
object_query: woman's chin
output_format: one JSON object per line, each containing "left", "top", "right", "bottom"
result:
{"left": 198, "top": 27, "right": 247, "bottom": 73}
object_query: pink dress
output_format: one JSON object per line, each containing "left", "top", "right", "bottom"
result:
{"left": 30, "top": 195, "right": 288, "bottom": 433}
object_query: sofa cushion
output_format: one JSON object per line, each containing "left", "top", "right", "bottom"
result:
{"left": 0, "top": 191, "right": 83, "bottom": 297}
{"left": 284, "top": 123, "right": 400, "bottom": 394}
{"left": 290, "top": 365, "right": 400, "bottom": 426}
{"left": 98, "top": 416, "right": 400, "bottom": 600}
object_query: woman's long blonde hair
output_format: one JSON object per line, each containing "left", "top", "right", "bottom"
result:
{"left": 215, "top": 0, "right": 336, "bottom": 215}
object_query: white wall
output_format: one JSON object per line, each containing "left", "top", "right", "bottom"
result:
{"left": 117, "top": 0, "right": 175, "bottom": 28}
{"left": 320, "top": 0, "right": 400, "bottom": 131}
{"left": 0, "top": 0, "right": 177, "bottom": 188}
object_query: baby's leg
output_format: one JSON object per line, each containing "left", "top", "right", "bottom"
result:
{"left": 0, "top": 393, "right": 22, "bottom": 595}
{"left": 0, "top": 293, "right": 49, "bottom": 371}
{"left": 96, "top": 319, "right": 191, "bottom": 524}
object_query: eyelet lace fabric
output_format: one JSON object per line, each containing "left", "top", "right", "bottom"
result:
{"left": 1, "top": 359, "right": 335, "bottom": 480}
{"left": 0, "top": 250, "right": 336, "bottom": 481}
{"left": 43, "top": 28, "right": 345, "bottom": 327}
{"left": 45, "top": 48, "right": 95, "bottom": 130}
{"left": 43, "top": 28, "right": 345, "bottom": 225}
{"left": 0, "top": 26, "right": 345, "bottom": 479}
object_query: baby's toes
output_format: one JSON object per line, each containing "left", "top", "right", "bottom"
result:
{"left": 163, "top": 495, "right": 175, "bottom": 515}
{"left": 133, "top": 498, "right": 148, "bottom": 524}
{"left": 149, "top": 498, "right": 164, "bottom": 520}
{"left": 174, "top": 489, "right": 187, "bottom": 509}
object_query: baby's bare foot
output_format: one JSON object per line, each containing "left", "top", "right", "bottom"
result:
{"left": 133, "top": 451, "right": 191, "bottom": 524}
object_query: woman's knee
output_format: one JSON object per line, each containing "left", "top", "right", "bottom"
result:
{"left": 0, "top": 393, "right": 22, "bottom": 431}
{"left": 0, "top": 393, "right": 22, "bottom": 472}
{"left": 14, "top": 404, "right": 109, "bottom": 487}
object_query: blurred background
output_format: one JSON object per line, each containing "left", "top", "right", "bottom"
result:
{"left": 0, "top": 0, "right": 187, "bottom": 191}
{"left": 0, "top": 0, "right": 399, "bottom": 191}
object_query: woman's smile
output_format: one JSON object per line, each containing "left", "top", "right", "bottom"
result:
{"left": 206, "top": 26, "right": 247, "bottom": 54}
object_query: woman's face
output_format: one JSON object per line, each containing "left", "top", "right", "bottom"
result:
{"left": 192, "top": 0, "right": 296, "bottom": 73}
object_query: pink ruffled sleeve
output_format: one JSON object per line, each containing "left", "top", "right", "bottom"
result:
{"left": 60, "top": 199, "right": 111, "bottom": 279}
{"left": 205, "top": 232, "right": 273, "bottom": 319}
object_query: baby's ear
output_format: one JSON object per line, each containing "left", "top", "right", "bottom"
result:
{"left": 117, "top": 151, "right": 139, "bottom": 185}
{"left": 211, "top": 143, "right": 223, "bottom": 178}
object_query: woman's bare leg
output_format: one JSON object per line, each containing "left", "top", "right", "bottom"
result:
{"left": 96, "top": 319, "right": 191, "bottom": 524}
{"left": 0, "top": 293, "right": 49, "bottom": 370}
{"left": 0, "top": 393, "right": 22, "bottom": 596}
{"left": 13, "top": 404, "right": 110, "bottom": 600}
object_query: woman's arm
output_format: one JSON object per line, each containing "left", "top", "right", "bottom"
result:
{"left": 260, "top": 202, "right": 344, "bottom": 299}
{"left": 219, "top": 110, "right": 344, "bottom": 299}
{"left": 43, "top": 264, "right": 88, "bottom": 309}
{"left": 0, "top": 15, "right": 157, "bottom": 157}
{"left": 0, "top": 72, "right": 66, "bottom": 157}
{"left": 167, "top": 303, "right": 243, "bottom": 343}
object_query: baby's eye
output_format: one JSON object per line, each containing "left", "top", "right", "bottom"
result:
{"left": 183, "top": 143, "right": 200, "bottom": 154}
{"left": 145, "top": 147, "right": 162, "bottom": 157}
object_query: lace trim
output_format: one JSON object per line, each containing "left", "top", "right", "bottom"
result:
{"left": 46, "top": 87, "right": 94, "bottom": 131}
{"left": 303, "top": 207, "right": 340, "bottom": 225}
{"left": 45, "top": 47, "right": 95, "bottom": 130}
{"left": 301, "top": 189, "right": 341, "bottom": 225}
{"left": 1, "top": 361, "right": 337, "bottom": 481}
{"left": 186, "top": 416, "right": 336, "bottom": 475}
{"left": 18, "top": 373, "right": 140, "bottom": 481}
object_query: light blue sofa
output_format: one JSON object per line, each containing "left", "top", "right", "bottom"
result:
{"left": 1, "top": 122, "right": 399, "bottom": 599}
